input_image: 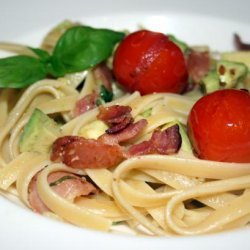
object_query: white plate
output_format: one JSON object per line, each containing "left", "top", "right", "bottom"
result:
{"left": 0, "top": 1, "right": 250, "bottom": 249}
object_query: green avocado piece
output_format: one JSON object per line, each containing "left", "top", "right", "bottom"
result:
{"left": 200, "top": 60, "right": 248, "bottom": 93}
{"left": 217, "top": 60, "right": 248, "bottom": 88}
{"left": 176, "top": 122, "right": 192, "bottom": 153}
{"left": 201, "top": 70, "right": 220, "bottom": 94}
{"left": 19, "top": 109, "right": 61, "bottom": 153}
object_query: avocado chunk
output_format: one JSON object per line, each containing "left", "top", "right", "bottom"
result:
{"left": 217, "top": 60, "right": 248, "bottom": 88}
{"left": 200, "top": 60, "right": 248, "bottom": 93}
{"left": 19, "top": 109, "right": 61, "bottom": 153}
{"left": 201, "top": 70, "right": 220, "bottom": 94}
{"left": 176, "top": 122, "right": 192, "bottom": 153}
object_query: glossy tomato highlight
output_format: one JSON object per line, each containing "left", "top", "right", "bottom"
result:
{"left": 187, "top": 89, "right": 250, "bottom": 163}
{"left": 113, "top": 30, "right": 188, "bottom": 95}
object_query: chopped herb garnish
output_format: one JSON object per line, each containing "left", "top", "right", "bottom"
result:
{"left": 49, "top": 175, "right": 76, "bottom": 187}
{"left": 99, "top": 85, "right": 113, "bottom": 102}
{"left": 112, "top": 221, "right": 124, "bottom": 226}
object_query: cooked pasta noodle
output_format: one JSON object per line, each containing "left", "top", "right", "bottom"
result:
{"left": 0, "top": 22, "right": 250, "bottom": 237}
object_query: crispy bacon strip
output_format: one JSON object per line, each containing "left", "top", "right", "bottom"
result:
{"left": 187, "top": 50, "right": 210, "bottom": 83}
{"left": 128, "top": 124, "right": 182, "bottom": 156}
{"left": 74, "top": 92, "right": 98, "bottom": 117}
{"left": 48, "top": 172, "right": 97, "bottom": 199}
{"left": 28, "top": 176, "right": 50, "bottom": 213}
{"left": 28, "top": 171, "right": 97, "bottom": 214}
{"left": 50, "top": 123, "right": 180, "bottom": 170}
{"left": 51, "top": 136, "right": 125, "bottom": 169}
{"left": 98, "top": 105, "right": 134, "bottom": 134}
{"left": 99, "top": 119, "right": 148, "bottom": 145}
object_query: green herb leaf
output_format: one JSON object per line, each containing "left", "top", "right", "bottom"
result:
{"left": 0, "top": 25, "right": 124, "bottom": 88}
{"left": 50, "top": 26, "right": 125, "bottom": 77}
{"left": 0, "top": 56, "right": 47, "bottom": 88}
{"left": 28, "top": 47, "right": 51, "bottom": 63}
{"left": 49, "top": 175, "right": 76, "bottom": 187}
{"left": 112, "top": 221, "right": 124, "bottom": 226}
{"left": 99, "top": 85, "right": 113, "bottom": 102}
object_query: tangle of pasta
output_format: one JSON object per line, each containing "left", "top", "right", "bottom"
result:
{"left": 0, "top": 22, "right": 250, "bottom": 237}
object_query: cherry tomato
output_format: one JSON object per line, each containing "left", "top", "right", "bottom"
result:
{"left": 187, "top": 89, "right": 250, "bottom": 163}
{"left": 113, "top": 30, "right": 188, "bottom": 95}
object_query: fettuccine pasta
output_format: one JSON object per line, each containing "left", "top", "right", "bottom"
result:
{"left": 0, "top": 21, "right": 250, "bottom": 237}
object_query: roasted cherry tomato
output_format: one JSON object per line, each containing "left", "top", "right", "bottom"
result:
{"left": 113, "top": 30, "right": 188, "bottom": 95}
{"left": 187, "top": 89, "right": 250, "bottom": 163}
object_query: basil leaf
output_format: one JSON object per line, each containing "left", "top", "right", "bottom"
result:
{"left": 28, "top": 47, "right": 50, "bottom": 62}
{"left": 50, "top": 26, "right": 125, "bottom": 77}
{"left": 99, "top": 85, "right": 113, "bottom": 102}
{"left": 45, "top": 56, "right": 66, "bottom": 77}
{"left": 0, "top": 56, "right": 47, "bottom": 88}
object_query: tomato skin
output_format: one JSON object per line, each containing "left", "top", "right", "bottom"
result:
{"left": 187, "top": 89, "right": 250, "bottom": 163}
{"left": 113, "top": 30, "right": 188, "bottom": 95}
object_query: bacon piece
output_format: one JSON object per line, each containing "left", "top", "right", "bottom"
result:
{"left": 99, "top": 119, "right": 148, "bottom": 145}
{"left": 48, "top": 172, "right": 97, "bottom": 200}
{"left": 106, "top": 115, "right": 133, "bottom": 134}
{"left": 51, "top": 136, "right": 125, "bottom": 169}
{"left": 128, "top": 124, "right": 182, "bottom": 156}
{"left": 28, "top": 171, "right": 97, "bottom": 214}
{"left": 28, "top": 176, "right": 50, "bottom": 214}
{"left": 74, "top": 92, "right": 98, "bottom": 117}
{"left": 93, "top": 63, "right": 113, "bottom": 91}
{"left": 97, "top": 105, "right": 134, "bottom": 134}
{"left": 234, "top": 33, "right": 250, "bottom": 51}
{"left": 98, "top": 105, "right": 133, "bottom": 125}
{"left": 187, "top": 50, "right": 210, "bottom": 83}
